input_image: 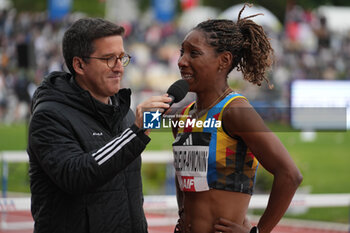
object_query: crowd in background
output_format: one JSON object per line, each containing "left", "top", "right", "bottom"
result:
{"left": 1, "top": 4, "right": 350, "bottom": 124}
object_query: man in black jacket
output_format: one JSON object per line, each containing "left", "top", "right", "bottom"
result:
{"left": 27, "top": 18, "right": 171, "bottom": 233}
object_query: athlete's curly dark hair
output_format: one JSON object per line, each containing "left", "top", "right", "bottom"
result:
{"left": 193, "top": 3, "right": 274, "bottom": 87}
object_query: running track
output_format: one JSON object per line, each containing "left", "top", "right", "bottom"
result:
{"left": 0, "top": 211, "right": 348, "bottom": 233}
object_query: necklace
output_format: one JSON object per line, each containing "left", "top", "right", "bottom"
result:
{"left": 192, "top": 87, "right": 232, "bottom": 119}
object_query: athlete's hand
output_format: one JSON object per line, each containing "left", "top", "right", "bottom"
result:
{"left": 174, "top": 207, "right": 192, "bottom": 233}
{"left": 214, "top": 217, "right": 251, "bottom": 233}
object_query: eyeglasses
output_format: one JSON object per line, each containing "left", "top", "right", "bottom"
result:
{"left": 83, "top": 53, "right": 131, "bottom": 68}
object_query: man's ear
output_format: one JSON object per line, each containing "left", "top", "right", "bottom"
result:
{"left": 73, "top": 57, "right": 85, "bottom": 75}
{"left": 219, "top": 52, "right": 233, "bottom": 71}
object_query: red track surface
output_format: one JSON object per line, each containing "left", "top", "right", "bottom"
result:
{"left": 0, "top": 211, "right": 348, "bottom": 233}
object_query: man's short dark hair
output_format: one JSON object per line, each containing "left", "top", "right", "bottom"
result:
{"left": 62, "top": 18, "right": 125, "bottom": 76}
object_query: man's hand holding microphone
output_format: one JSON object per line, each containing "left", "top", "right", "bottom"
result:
{"left": 134, "top": 80, "right": 189, "bottom": 134}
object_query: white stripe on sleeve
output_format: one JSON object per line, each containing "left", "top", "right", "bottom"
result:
{"left": 92, "top": 128, "right": 136, "bottom": 165}
{"left": 97, "top": 133, "right": 136, "bottom": 165}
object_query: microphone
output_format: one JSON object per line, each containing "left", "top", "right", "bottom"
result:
{"left": 166, "top": 79, "right": 189, "bottom": 107}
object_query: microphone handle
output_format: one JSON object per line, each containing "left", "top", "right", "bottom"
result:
{"left": 162, "top": 95, "right": 175, "bottom": 116}
{"left": 167, "top": 95, "right": 175, "bottom": 107}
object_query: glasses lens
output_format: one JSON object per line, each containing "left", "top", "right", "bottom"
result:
{"left": 107, "top": 56, "right": 116, "bottom": 68}
{"left": 106, "top": 54, "right": 130, "bottom": 68}
{"left": 121, "top": 55, "right": 130, "bottom": 67}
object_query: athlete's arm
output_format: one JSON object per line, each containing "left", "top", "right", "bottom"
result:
{"left": 221, "top": 98, "right": 303, "bottom": 233}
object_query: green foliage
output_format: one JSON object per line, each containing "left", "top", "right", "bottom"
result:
{"left": 11, "top": 0, "right": 105, "bottom": 17}
{"left": 12, "top": 0, "right": 46, "bottom": 11}
{"left": 73, "top": 0, "right": 105, "bottom": 17}
{"left": 138, "top": 0, "right": 151, "bottom": 13}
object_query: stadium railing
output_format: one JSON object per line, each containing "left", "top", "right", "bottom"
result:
{"left": 1, "top": 150, "right": 350, "bottom": 231}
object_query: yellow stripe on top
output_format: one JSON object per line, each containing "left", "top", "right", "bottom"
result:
{"left": 177, "top": 102, "right": 209, "bottom": 134}
{"left": 216, "top": 95, "right": 248, "bottom": 170}
{"left": 174, "top": 93, "right": 259, "bottom": 194}
{"left": 218, "top": 95, "right": 248, "bottom": 121}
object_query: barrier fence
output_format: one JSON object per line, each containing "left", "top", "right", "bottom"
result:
{"left": 1, "top": 150, "right": 350, "bottom": 232}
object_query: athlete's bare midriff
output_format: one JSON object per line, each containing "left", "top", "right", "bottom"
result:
{"left": 182, "top": 189, "right": 251, "bottom": 233}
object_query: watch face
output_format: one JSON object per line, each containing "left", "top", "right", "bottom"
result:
{"left": 250, "top": 226, "right": 257, "bottom": 233}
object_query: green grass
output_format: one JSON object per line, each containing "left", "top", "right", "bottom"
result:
{"left": 0, "top": 123, "right": 30, "bottom": 193}
{"left": 285, "top": 207, "right": 350, "bottom": 223}
{"left": 5, "top": 163, "right": 31, "bottom": 193}
{"left": 146, "top": 131, "right": 175, "bottom": 151}
{"left": 1, "top": 123, "right": 350, "bottom": 223}
{"left": 0, "top": 123, "right": 28, "bottom": 150}
{"left": 277, "top": 130, "right": 350, "bottom": 194}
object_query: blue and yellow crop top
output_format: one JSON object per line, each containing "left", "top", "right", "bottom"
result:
{"left": 172, "top": 93, "right": 258, "bottom": 195}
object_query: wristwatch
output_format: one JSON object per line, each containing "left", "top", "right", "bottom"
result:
{"left": 250, "top": 226, "right": 259, "bottom": 233}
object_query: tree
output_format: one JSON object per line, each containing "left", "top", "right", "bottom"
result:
{"left": 11, "top": 0, "right": 105, "bottom": 17}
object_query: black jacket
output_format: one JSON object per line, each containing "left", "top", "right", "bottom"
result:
{"left": 27, "top": 72, "right": 150, "bottom": 233}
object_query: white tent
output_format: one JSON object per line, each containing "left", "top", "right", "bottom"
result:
{"left": 178, "top": 6, "right": 219, "bottom": 34}
{"left": 317, "top": 6, "right": 350, "bottom": 34}
{"left": 105, "top": 0, "right": 139, "bottom": 23}
{"left": 0, "top": 0, "right": 11, "bottom": 9}
{"left": 220, "top": 3, "right": 282, "bottom": 33}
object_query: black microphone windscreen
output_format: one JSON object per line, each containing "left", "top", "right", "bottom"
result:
{"left": 166, "top": 79, "right": 189, "bottom": 104}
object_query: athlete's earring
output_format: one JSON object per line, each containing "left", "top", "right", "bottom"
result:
{"left": 218, "top": 65, "right": 223, "bottom": 73}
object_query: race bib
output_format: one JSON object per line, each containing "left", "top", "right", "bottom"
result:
{"left": 173, "top": 132, "right": 211, "bottom": 192}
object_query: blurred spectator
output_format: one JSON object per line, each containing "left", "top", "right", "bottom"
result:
{"left": 313, "top": 15, "right": 331, "bottom": 52}
{"left": 8, "top": 69, "right": 32, "bottom": 122}
{"left": 0, "top": 70, "right": 7, "bottom": 120}
{"left": 1, "top": 4, "right": 350, "bottom": 124}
